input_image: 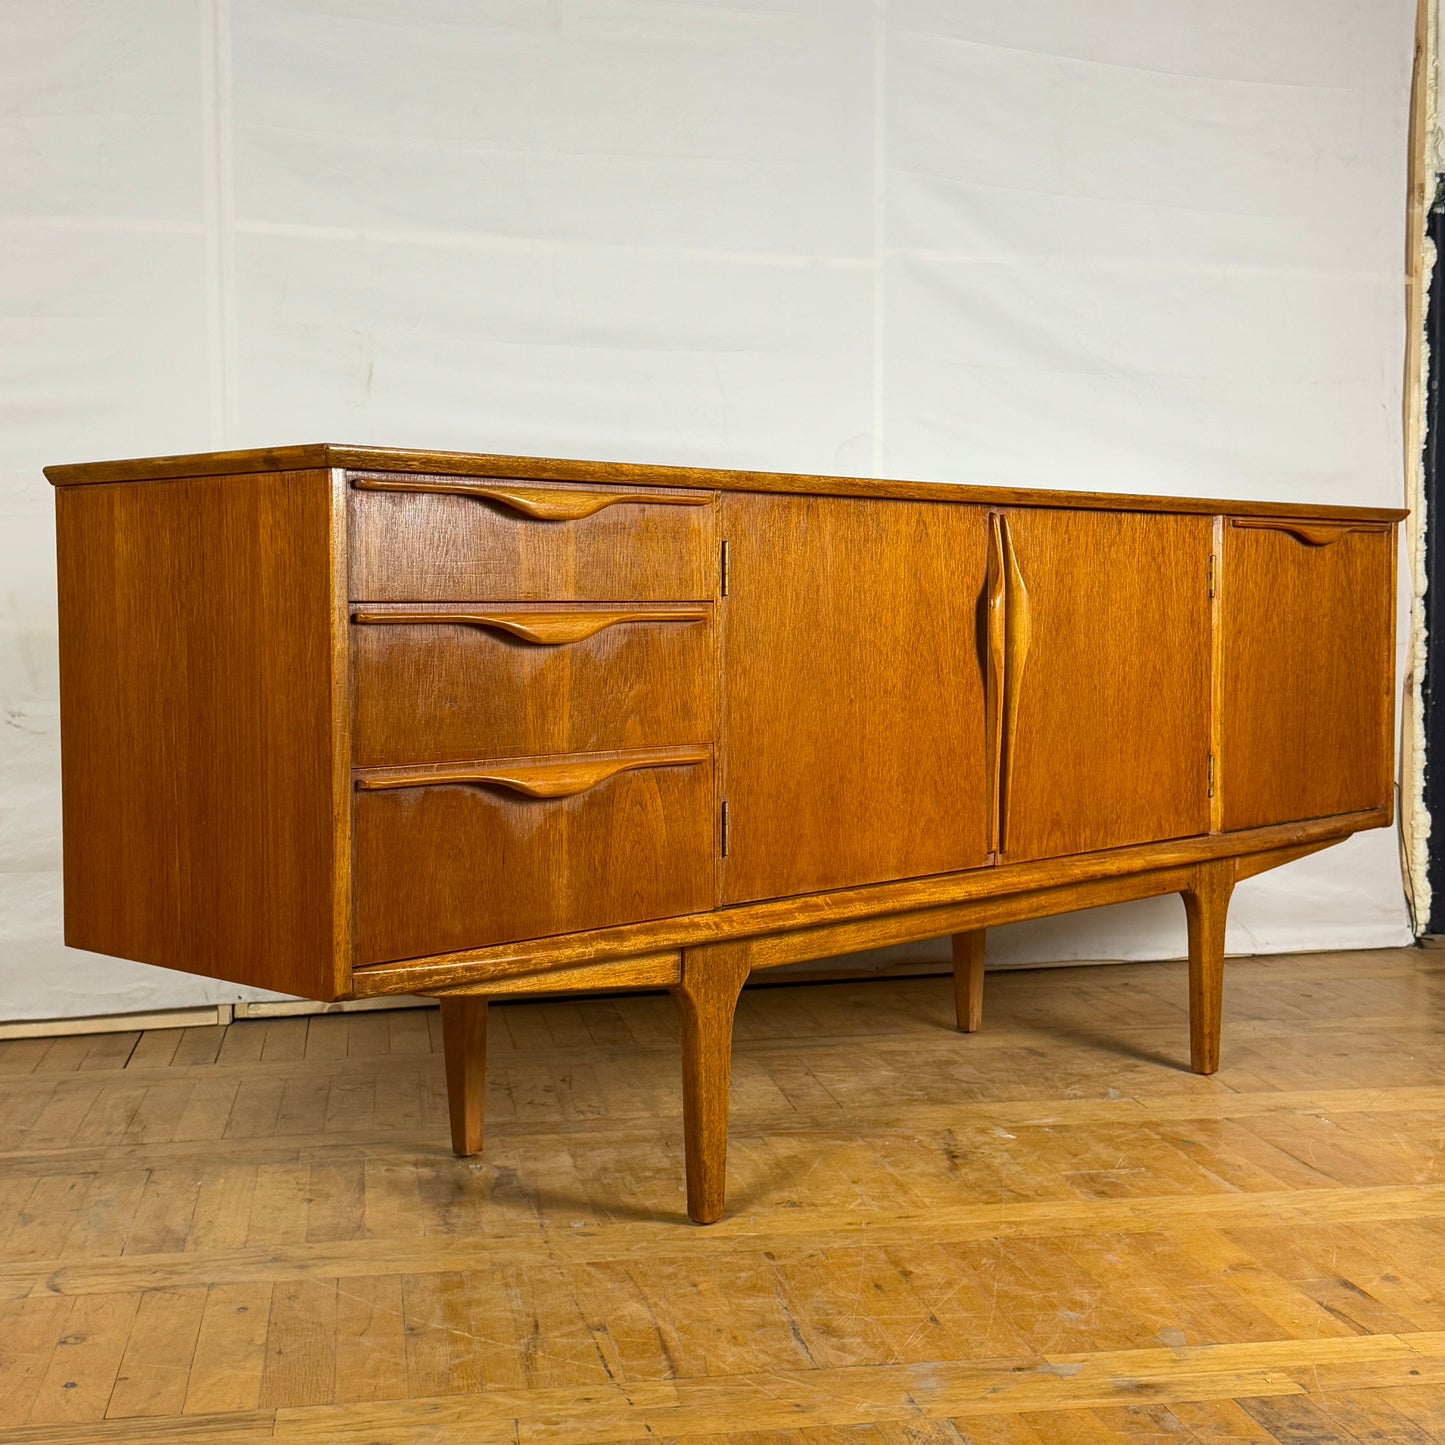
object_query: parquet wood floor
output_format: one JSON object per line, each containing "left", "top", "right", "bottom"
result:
{"left": 0, "top": 948, "right": 1443, "bottom": 1442}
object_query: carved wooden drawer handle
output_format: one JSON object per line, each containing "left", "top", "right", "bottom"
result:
{"left": 352, "top": 477, "right": 711, "bottom": 521}
{"left": 1229, "top": 518, "right": 1391, "bottom": 547}
{"left": 355, "top": 748, "right": 709, "bottom": 799}
{"left": 351, "top": 607, "right": 707, "bottom": 646}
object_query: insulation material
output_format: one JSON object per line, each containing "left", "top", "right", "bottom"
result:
{"left": 0, "top": 0, "right": 1418, "bottom": 1019}
{"left": 1402, "top": 0, "right": 1439, "bottom": 933}
{"left": 1402, "top": 232, "right": 1434, "bottom": 931}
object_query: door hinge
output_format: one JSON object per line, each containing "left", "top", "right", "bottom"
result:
{"left": 1208, "top": 555, "right": 1216, "bottom": 599}
{"left": 720, "top": 799, "right": 730, "bottom": 857}
{"left": 1207, "top": 754, "right": 1215, "bottom": 798}
{"left": 720, "top": 539, "right": 730, "bottom": 597}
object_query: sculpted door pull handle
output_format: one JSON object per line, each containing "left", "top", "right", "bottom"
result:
{"left": 996, "top": 515, "right": 1031, "bottom": 855}
{"left": 986, "top": 514, "right": 1008, "bottom": 854}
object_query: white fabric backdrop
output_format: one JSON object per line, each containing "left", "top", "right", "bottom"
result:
{"left": 0, "top": 0, "right": 1417, "bottom": 1019}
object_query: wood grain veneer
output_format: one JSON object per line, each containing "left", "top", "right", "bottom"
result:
{"left": 719, "top": 493, "right": 991, "bottom": 903}
{"left": 349, "top": 475, "right": 717, "bottom": 601}
{"left": 1219, "top": 519, "right": 1396, "bottom": 831}
{"left": 352, "top": 747, "right": 716, "bottom": 964}
{"left": 49, "top": 445, "right": 1403, "bottom": 1224}
{"left": 351, "top": 602, "right": 714, "bottom": 767}
{"left": 999, "top": 509, "right": 1213, "bottom": 862}
{"left": 55, "top": 469, "right": 348, "bottom": 1001}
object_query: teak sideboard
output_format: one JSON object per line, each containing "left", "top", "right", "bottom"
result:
{"left": 48, "top": 445, "right": 1403, "bottom": 1223}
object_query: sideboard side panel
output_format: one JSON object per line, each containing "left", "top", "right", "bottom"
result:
{"left": 55, "top": 469, "right": 348, "bottom": 999}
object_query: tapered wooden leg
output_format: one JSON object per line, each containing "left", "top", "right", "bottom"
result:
{"left": 440, "top": 995, "right": 488, "bottom": 1157}
{"left": 670, "top": 943, "right": 753, "bottom": 1224}
{"left": 951, "top": 929, "right": 986, "bottom": 1032}
{"left": 1181, "top": 860, "right": 1235, "bottom": 1076}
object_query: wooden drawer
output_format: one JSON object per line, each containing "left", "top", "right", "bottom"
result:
{"left": 350, "top": 602, "right": 715, "bottom": 766}
{"left": 352, "top": 746, "right": 715, "bottom": 964}
{"left": 349, "top": 473, "right": 717, "bottom": 601}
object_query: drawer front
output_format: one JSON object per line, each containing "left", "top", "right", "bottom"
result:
{"left": 352, "top": 747, "right": 715, "bottom": 964}
{"left": 349, "top": 474, "right": 717, "bottom": 601}
{"left": 351, "top": 602, "right": 715, "bottom": 766}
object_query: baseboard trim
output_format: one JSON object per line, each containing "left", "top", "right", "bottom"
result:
{"left": 0, "top": 956, "right": 1209, "bottom": 1038}
{"left": 0, "top": 1004, "right": 233, "bottom": 1040}
{"left": 231, "top": 995, "right": 433, "bottom": 1019}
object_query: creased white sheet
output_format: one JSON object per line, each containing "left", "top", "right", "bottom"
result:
{"left": 0, "top": 0, "right": 1416, "bottom": 1019}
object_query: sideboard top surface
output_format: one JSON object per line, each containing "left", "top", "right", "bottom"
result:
{"left": 45, "top": 444, "right": 1408, "bottom": 523}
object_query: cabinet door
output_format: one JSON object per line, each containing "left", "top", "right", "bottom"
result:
{"left": 1219, "top": 519, "right": 1394, "bottom": 831}
{"left": 719, "top": 494, "right": 991, "bottom": 904}
{"left": 998, "top": 509, "right": 1213, "bottom": 863}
